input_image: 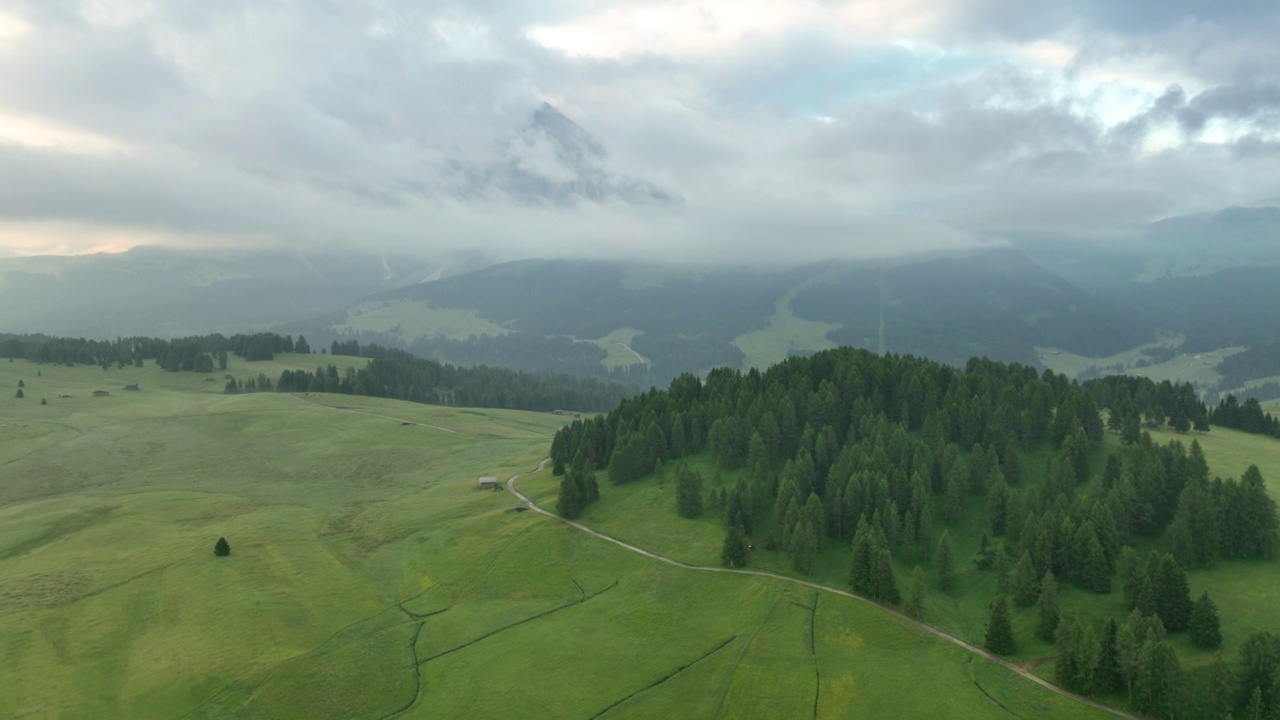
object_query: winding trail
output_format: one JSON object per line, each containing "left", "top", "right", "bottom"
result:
{"left": 507, "top": 461, "right": 1137, "bottom": 720}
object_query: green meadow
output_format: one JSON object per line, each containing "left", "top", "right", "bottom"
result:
{"left": 1037, "top": 336, "right": 1244, "bottom": 384}
{"left": 0, "top": 358, "right": 1114, "bottom": 719}
{"left": 337, "top": 299, "right": 511, "bottom": 342}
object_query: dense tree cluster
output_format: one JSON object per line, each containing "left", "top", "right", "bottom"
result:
{"left": 0, "top": 331, "right": 316, "bottom": 372}
{"left": 1088, "top": 374, "right": 1210, "bottom": 438}
{"left": 276, "top": 350, "right": 633, "bottom": 412}
{"left": 1211, "top": 394, "right": 1280, "bottom": 438}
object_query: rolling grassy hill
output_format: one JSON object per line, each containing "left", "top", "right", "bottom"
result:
{"left": 0, "top": 359, "right": 1113, "bottom": 719}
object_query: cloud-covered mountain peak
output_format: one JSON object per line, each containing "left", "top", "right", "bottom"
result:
{"left": 484, "top": 102, "right": 678, "bottom": 206}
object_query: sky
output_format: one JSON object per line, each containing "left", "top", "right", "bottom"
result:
{"left": 0, "top": 0, "right": 1277, "bottom": 263}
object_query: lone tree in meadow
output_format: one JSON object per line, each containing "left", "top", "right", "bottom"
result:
{"left": 15, "top": 388, "right": 23, "bottom": 399}
{"left": 214, "top": 537, "right": 231, "bottom": 557}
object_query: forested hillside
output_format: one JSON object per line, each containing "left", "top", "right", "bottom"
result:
{"left": 550, "top": 347, "right": 1279, "bottom": 717}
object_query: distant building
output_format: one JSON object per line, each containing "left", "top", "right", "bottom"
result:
{"left": 478, "top": 476, "right": 500, "bottom": 490}
{"left": 123, "top": 383, "right": 139, "bottom": 391}
{"left": 92, "top": 390, "right": 109, "bottom": 397}
{"left": 572, "top": 412, "right": 581, "bottom": 419}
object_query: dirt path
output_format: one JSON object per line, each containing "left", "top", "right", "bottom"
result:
{"left": 289, "top": 393, "right": 470, "bottom": 435}
{"left": 507, "top": 462, "right": 1138, "bottom": 720}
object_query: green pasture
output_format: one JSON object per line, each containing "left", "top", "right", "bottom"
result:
{"left": 336, "top": 299, "right": 510, "bottom": 342}
{"left": 587, "top": 327, "right": 649, "bottom": 369}
{"left": 732, "top": 292, "right": 839, "bottom": 371}
{"left": 0, "top": 358, "right": 1113, "bottom": 718}
{"left": 1036, "top": 336, "right": 1243, "bottom": 384}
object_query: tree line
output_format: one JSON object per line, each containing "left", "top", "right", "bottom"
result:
{"left": 274, "top": 350, "right": 633, "bottom": 412}
{"left": 0, "top": 331, "right": 314, "bottom": 372}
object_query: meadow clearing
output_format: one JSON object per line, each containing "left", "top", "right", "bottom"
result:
{"left": 0, "top": 357, "right": 1115, "bottom": 718}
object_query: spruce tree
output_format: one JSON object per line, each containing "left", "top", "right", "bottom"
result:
{"left": 1248, "top": 687, "right": 1265, "bottom": 720}
{"left": 1011, "top": 551, "right": 1039, "bottom": 607}
{"left": 1036, "top": 570, "right": 1060, "bottom": 643}
{"left": 1132, "top": 640, "right": 1180, "bottom": 718}
{"left": 906, "top": 565, "right": 926, "bottom": 619}
{"left": 1152, "top": 554, "right": 1193, "bottom": 632}
{"left": 790, "top": 520, "right": 819, "bottom": 574}
{"left": 214, "top": 537, "right": 231, "bottom": 556}
{"left": 1188, "top": 592, "right": 1222, "bottom": 649}
{"left": 985, "top": 596, "right": 1016, "bottom": 655}
{"left": 721, "top": 526, "right": 749, "bottom": 567}
{"left": 675, "top": 466, "right": 704, "bottom": 518}
{"left": 934, "top": 530, "right": 956, "bottom": 591}
{"left": 15, "top": 388, "right": 23, "bottom": 399}
{"left": 1238, "top": 631, "right": 1280, "bottom": 708}
{"left": 556, "top": 474, "right": 582, "bottom": 519}
{"left": 873, "top": 548, "right": 900, "bottom": 604}
{"left": 1095, "top": 618, "right": 1121, "bottom": 694}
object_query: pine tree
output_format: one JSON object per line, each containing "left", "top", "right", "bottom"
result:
{"left": 850, "top": 524, "right": 876, "bottom": 594}
{"left": 934, "top": 531, "right": 956, "bottom": 591}
{"left": 1080, "top": 534, "right": 1112, "bottom": 594}
{"left": 1117, "top": 546, "right": 1142, "bottom": 608}
{"left": 721, "top": 526, "right": 749, "bottom": 567}
{"left": 1238, "top": 631, "right": 1280, "bottom": 708}
{"left": 1248, "top": 687, "right": 1265, "bottom": 720}
{"left": 1151, "top": 554, "right": 1193, "bottom": 632}
{"left": 214, "top": 537, "right": 231, "bottom": 556}
{"left": 556, "top": 474, "right": 582, "bottom": 519}
{"left": 1095, "top": 618, "right": 1121, "bottom": 694}
{"left": 1202, "top": 653, "right": 1236, "bottom": 720}
{"left": 675, "top": 466, "right": 704, "bottom": 518}
{"left": 1036, "top": 570, "right": 1060, "bottom": 643}
{"left": 1132, "top": 640, "right": 1181, "bottom": 718}
{"left": 985, "top": 596, "right": 1016, "bottom": 655}
{"left": 1188, "top": 592, "right": 1222, "bottom": 649}
{"left": 873, "top": 548, "right": 900, "bottom": 604}
{"left": 906, "top": 565, "right": 926, "bottom": 619}
{"left": 15, "top": 388, "right": 23, "bottom": 399}
{"left": 790, "top": 519, "right": 819, "bottom": 574}
{"left": 1011, "top": 551, "right": 1039, "bottom": 607}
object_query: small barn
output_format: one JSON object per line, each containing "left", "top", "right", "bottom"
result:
{"left": 478, "top": 476, "right": 500, "bottom": 490}
{"left": 123, "top": 383, "right": 139, "bottom": 391}
{"left": 92, "top": 390, "right": 109, "bottom": 397}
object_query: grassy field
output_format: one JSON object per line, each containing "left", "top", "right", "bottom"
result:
{"left": 336, "top": 299, "right": 511, "bottom": 342}
{"left": 1037, "top": 336, "right": 1243, "bottom": 384}
{"left": 732, "top": 285, "right": 839, "bottom": 371}
{"left": 587, "top": 327, "right": 649, "bottom": 369}
{"left": 0, "top": 358, "right": 1115, "bottom": 719}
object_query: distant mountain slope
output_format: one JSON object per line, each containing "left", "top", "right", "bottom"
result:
{"left": 0, "top": 246, "right": 477, "bottom": 338}
{"left": 304, "top": 250, "right": 1148, "bottom": 379}
{"left": 790, "top": 248, "right": 1155, "bottom": 366}
{"left": 1110, "top": 266, "right": 1280, "bottom": 352}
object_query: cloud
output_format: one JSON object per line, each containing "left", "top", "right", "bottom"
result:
{"left": 0, "top": 0, "right": 1277, "bottom": 261}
